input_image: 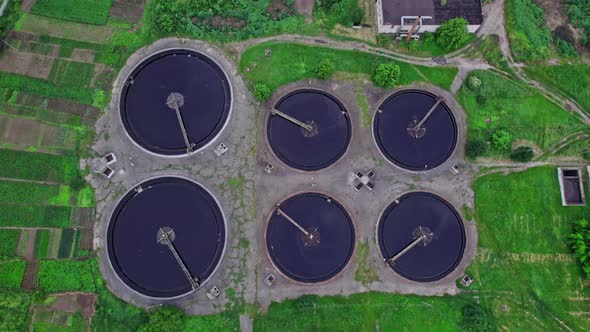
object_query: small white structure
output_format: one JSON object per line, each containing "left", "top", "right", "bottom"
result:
{"left": 264, "top": 274, "right": 276, "bottom": 286}
{"left": 206, "top": 286, "right": 221, "bottom": 300}
{"left": 557, "top": 168, "right": 586, "bottom": 206}
{"left": 214, "top": 143, "right": 228, "bottom": 157}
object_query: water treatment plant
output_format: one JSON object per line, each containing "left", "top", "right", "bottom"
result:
{"left": 5, "top": 1, "right": 587, "bottom": 329}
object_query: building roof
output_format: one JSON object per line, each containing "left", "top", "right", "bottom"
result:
{"left": 381, "top": 0, "right": 483, "bottom": 26}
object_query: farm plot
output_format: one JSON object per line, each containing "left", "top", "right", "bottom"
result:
{"left": 38, "top": 259, "right": 95, "bottom": 293}
{"left": 32, "top": 0, "right": 114, "bottom": 25}
{"left": 0, "top": 149, "right": 80, "bottom": 183}
{"left": 33, "top": 229, "right": 83, "bottom": 259}
{"left": 0, "top": 205, "right": 71, "bottom": 228}
{"left": 17, "top": 14, "right": 118, "bottom": 43}
{"left": 0, "top": 229, "right": 20, "bottom": 257}
{"left": 0, "top": 52, "right": 54, "bottom": 79}
{"left": 0, "top": 259, "right": 27, "bottom": 289}
{"left": 49, "top": 59, "right": 95, "bottom": 87}
{"left": 0, "top": 115, "right": 80, "bottom": 153}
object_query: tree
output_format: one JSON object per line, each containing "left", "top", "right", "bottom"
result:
{"left": 314, "top": 59, "right": 336, "bottom": 80}
{"left": 139, "top": 306, "right": 185, "bottom": 332}
{"left": 490, "top": 130, "right": 513, "bottom": 151}
{"left": 461, "top": 304, "right": 493, "bottom": 332}
{"left": 467, "top": 75, "right": 482, "bottom": 90}
{"left": 510, "top": 146, "right": 534, "bottom": 162}
{"left": 466, "top": 139, "right": 487, "bottom": 159}
{"left": 373, "top": 63, "right": 401, "bottom": 88}
{"left": 254, "top": 83, "right": 271, "bottom": 101}
{"left": 569, "top": 219, "right": 590, "bottom": 278}
{"left": 435, "top": 17, "right": 471, "bottom": 51}
{"left": 476, "top": 95, "right": 487, "bottom": 105}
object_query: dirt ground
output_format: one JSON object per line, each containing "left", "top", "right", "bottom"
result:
{"left": 0, "top": 115, "right": 75, "bottom": 151}
{"left": 0, "top": 51, "right": 53, "bottom": 79}
{"left": 533, "top": 0, "right": 581, "bottom": 46}
{"left": 109, "top": 0, "right": 146, "bottom": 24}
{"left": 70, "top": 49, "right": 95, "bottom": 63}
{"left": 18, "top": 229, "right": 37, "bottom": 260}
{"left": 293, "top": 0, "right": 313, "bottom": 19}
{"left": 21, "top": 261, "right": 39, "bottom": 290}
{"left": 51, "top": 293, "right": 97, "bottom": 319}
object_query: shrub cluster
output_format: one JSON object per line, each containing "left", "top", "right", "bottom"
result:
{"left": 510, "top": 146, "right": 534, "bottom": 162}
{"left": 490, "top": 130, "right": 513, "bottom": 151}
{"left": 569, "top": 219, "right": 590, "bottom": 278}
{"left": 313, "top": 59, "right": 335, "bottom": 80}
{"left": 466, "top": 139, "right": 487, "bottom": 159}
{"left": 435, "top": 18, "right": 471, "bottom": 51}
{"left": 254, "top": 83, "right": 271, "bottom": 101}
{"left": 506, "top": 0, "right": 551, "bottom": 62}
{"left": 373, "top": 63, "right": 401, "bottom": 88}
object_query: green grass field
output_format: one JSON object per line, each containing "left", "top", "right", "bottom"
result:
{"left": 468, "top": 167, "right": 590, "bottom": 330}
{"left": 239, "top": 42, "right": 458, "bottom": 92}
{"left": 0, "top": 205, "right": 71, "bottom": 227}
{"left": 0, "top": 72, "right": 96, "bottom": 105}
{"left": 49, "top": 59, "right": 95, "bottom": 88}
{"left": 255, "top": 292, "right": 477, "bottom": 331}
{"left": 458, "top": 70, "right": 586, "bottom": 156}
{"left": 38, "top": 259, "right": 95, "bottom": 292}
{"left": 0, "top": 259, "right": 26, "bottom": 288}
{"left": 524, "top": 64, "right": 590, "bottom": 114}
{"left": 32, "top": 0, "right": 114, "bottom": 25}
{"left": 0, "top": 149, "right": 80, "bottom": 183}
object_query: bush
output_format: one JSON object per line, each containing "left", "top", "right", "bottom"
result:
{"left": 139, "top": 306, "right": 185, "bottom": 332}
{"left": 555, "top": 38, "right": 579, "bottom": 58}
{"left": 564, "top": 0, "right": 590, "bottom": 46}
{"left": 435, "top": 18, "right": 471, "bottom": 51}
{"left": 506, "top": 0, "right": 551, "bottom": 62}
{"left": 461, "top": 304, "right": 493, "bottom": 332}
{"left": 490, "top": 130, "right": 513, "bottom": 151}
{"left": 467, "top": 75, "right": 482, "bottom": 90}
{"left": 476, "top": 95, "right": 487, "bottom": 105}
{"left": 510, "top": 146, "right": 534, "bottom": 162}
{"left": 373, "top": 63, "right": 401, "bottom": 88}
{"left": 466, "top": 139, "right": 487, "bottom": 159}
{"left": 313, "top": 59, "right": 336, "bottom": 80}
{"left": 254, "top": 83, "right": 271, "bottom": 101}
{"left": 0, "top": 0, "right": 21, "bottom": 39}
{"left": 569, "top": 219, "right": 590, "bottom": 278}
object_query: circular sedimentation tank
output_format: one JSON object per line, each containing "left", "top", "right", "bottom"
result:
{"left": 373, "top": 89, "right": 457, "bottom": 171}
{"left": 107, "top": 177, "right": 225, "bottom": 298}
{"left": 120, "top": 49, "right": 231, "bottom": 156}
{"left": 378, "top": 192, "right": 465, "bottom": 282}
{"left": 266, "top": 193, "right": 355, "bottom": 283}
{"left": 267, "top": 89, "right": 351, "bottom": 171}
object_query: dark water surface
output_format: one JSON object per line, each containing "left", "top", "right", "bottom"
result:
{"left": 121, "top": 49, "right": 231, "bottom": 155}
{"left": 107, "top": 177, "right": 225, "bottom": 297}
{"left": 374, "top": 90, "right": 457, "bottom": 171}
{"left": 266, "top": 193, "right": 355, "bottom": 283}
{"left": 378, "top": 192, "right": 465, "bottom": 282}
{"left": 267, "top": 90, "right": 351, "bottom": 171}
